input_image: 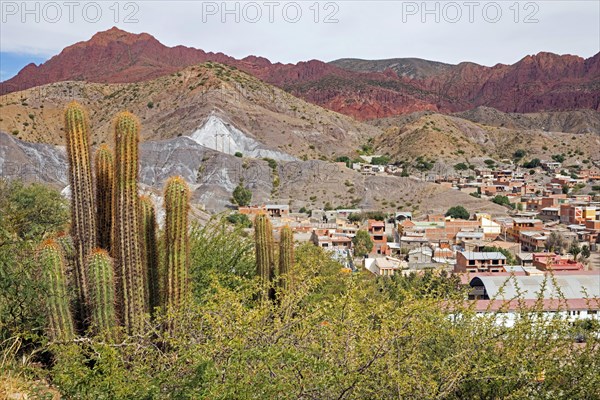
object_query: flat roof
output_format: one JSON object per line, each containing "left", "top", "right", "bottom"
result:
{"left": 460, "top": 251, "right": 506, "bottom": 261}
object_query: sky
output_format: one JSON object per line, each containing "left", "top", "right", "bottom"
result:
{"left": 1, "top": 1, "right": 599, "bottom": 81}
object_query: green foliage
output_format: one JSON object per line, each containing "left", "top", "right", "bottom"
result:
{"left": 226, "top": 212, "right": 252, "bottom": 228}
{"left": 348, "top": 211, "right": 386, "bottom": 223}
{"left": 481, "top": 246, "right": 517, "bottom": 265}
{"left": 414, "top": 156, "right": 434, "bottom": 171}
{"left": 454, "top": 162, "right": 468, "bottom": 171}
{"left": 492, "top": 195, "right": 514, "bottom": 208}
{"left": 591, "top": 185, "right": 600, "bottom": 192}
{"left": 371, "top": 155, "right": 390, "bottom": 165}
{"left": 262, "top": 157, "right": 278, "bottom": 171}
{"left": 0, "top": 180, "right": 68, "bottom": 342}
{"left": 352, "top": 230, "right": 373, "bottom": 257}
{"left": 513, "top": 149, "right": 526, "bottom": 159}
{"left": 545, "top": 232, "right": 567, "bottom": 253}
{"left": 484, "top": 159, "right": 496, "bottom": 167}
{"left": 523, "top": 158, "right": 541, "bottom": 168}
{"left": 190, "top": 217, "right": 255, "bottom": 301}
{"left": 445, "top": 205, "right": 470, "bottom": 220}
{"left": 234, "top": 151, "right": 243, "bottom": 158}
{"left": 232, "top": 182, "right": 252, "bottom": 206}
{"left": 552, "top": 154, "right": 565, "bottom": 163}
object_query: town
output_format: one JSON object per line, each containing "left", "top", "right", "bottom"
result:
{"left": 235, "top": 157, "right": 600, "bottom": 326}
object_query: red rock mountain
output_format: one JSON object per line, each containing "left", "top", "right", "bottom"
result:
{"left": 2, "top": 27, "right": 599, "bottom": 119}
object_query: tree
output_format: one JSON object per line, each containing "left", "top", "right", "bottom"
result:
{"left": 492, "top": 195, "right": 513, "bottom": 208}
{"left": 234, "top": 152, "right": 243, "bottom": 158}
{"left": 562, "top": 184, "right": 570, "bottom": 195}
{"left": 352, "top": 230, "right": 373, "bottom": 257}
{"left": 454, "top": 163, "right": 468, "bottom": 171}
{"left": 580, "top": 245, "right": 591, "bottom": 260}
{"left": 569, "top": 242, "right": 582, "bottom": 261}
{"left": 232, "top": 182, "right": 252, "bottom": 206}
{"left": 226, "top": 213, "right": 252, "bottom": 228}
{"left": 545, "top": 232, "right": 567, "bottom": 253}
{"left": 445, "top": 206, "right": 470, "bottom": 220}
{"left": 523, "top": 158, "right": 541, "bottom": 168}
{"left": 513, "top": 149, "right": 526, "bottom": 160}
{"left": 482, "top": 246, "right": 516, "bottom": 266}
{"left": 371, "top": 156, "right": 391, "bottom": 165}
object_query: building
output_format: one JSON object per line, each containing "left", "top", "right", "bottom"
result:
{"left": 367, "top": 219, "right": 389, "bottom": 255}
{"left": 506, "top": 218, "right": 543, "bottom": 242}
{"left": 532, "top": 253, "right": 584, "bottom": 272}
{"left": 310, "top": 229, "right": 352, "bottom": 251}
{"left": 466, "top": 274, "right": 600, "bottom": 327}
{"left": 455, "top": 251, "right": 507, "bottom": 273}
{"left": 364, "top": 256, "right": 407, "bottom": 276}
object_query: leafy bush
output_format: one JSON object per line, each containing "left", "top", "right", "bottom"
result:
{"left": 352, "top": 229, "right": 373, "bottom": 257}
{"left": 454, "top": 163, "right": 468, "bottom": 171}
{"left": 492, "top": 195, "right": 513, "bottom": 208}
{"left": 445, "top": 205, "right": 470, "bottom": 220}
{"left": 232, "top": 183, "right": 252, "bottom": 206}
{"left": 522, "top": 158, "right": 541, "bottom": 168}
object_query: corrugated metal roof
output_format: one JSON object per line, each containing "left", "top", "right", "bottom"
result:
{"left": 470, "top": 274, "right": 600, "bottom": 300}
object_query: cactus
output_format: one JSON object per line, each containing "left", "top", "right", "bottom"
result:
{"left": 95, "top": 145, "right": 114, "bottom": 252}
{"left": 163, "top": 177, "right": 190, "bottom": 322}
{"left": 86, "top": 249, "right": 118, "bottom": 339}
{"left": 140, "top": 195, "right": 160, "bottom": 314}
{"left": 112, "top": 112, "right": 146, "bottom": 334}
{"left": 64, "top": 101, "right": 97, "bottom": 323}
{"left": 278, "top": 225, "right": 294, "bottom": 291}
{"left": 254, "top": 213, "right": 276, "bottom": 301}
{"left": 38, "top": 240, "right": 75, "bottom": 342}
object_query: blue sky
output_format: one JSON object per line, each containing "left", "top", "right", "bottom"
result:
{"left": 1, "top": 1, "right": 599, "bottom": 82}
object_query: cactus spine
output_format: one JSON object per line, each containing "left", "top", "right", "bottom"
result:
{"left": 64, "top": 102, "right": 97, "bottom": 323}
{"left": 254, "top": 214, "right": 276, "bottom": 300}
{"left": 86, "top": 249, "right": 118, "bottom": 339}
{"left": 38, "top": 240, "right": 75, "bottom": 342}
{"left": 112, "top": 112, "right": 146, "bottom": 334}
{"left": 95, "top": 145, "right": 114, "bottom": 252}
{"left": 140, "top": 195, "right": 160, "bottom": 314}
{"left": 163, "top": 177, "right": 190, "bottom": 321}
{"left": 279, "top": 225, "right": 294, "bottom": 291}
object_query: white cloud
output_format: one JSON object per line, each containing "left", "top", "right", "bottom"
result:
{"left": 0, "top": 1, "right": 598, "bottom": 65}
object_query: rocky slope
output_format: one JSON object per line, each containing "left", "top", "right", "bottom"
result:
{"left": 2, "top": 27, "right": 598, "bottom": 120}
{"left": 371, "top": 113, "right": 600, "bottom": 166}
{"left": 0, "top": 62, "right": 379, "bottom": 159}
{"left": 453, "top": 107, "right": 600, "bottom": 134}
{"left": 0, "top": 131, "right": 509, "bottom": 217}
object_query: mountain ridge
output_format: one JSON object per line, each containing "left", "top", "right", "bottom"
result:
{"left": 2, "top": 27, "right": 598, "bottom": 119}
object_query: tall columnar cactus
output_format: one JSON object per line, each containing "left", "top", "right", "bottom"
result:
{"left": 86, "top": 249, "right": 118, "bottom": 339}
{"left": 279, "top": 225, "right": 294, "bottom": 291}
{"left": 112, "top": 112, "right": 146, "bottom": 334}
{"left": 38, "top": 240, "right": 75, "bottom": 342}
{"left": 254, "top": 213, "right": 275, "bottom": 300}
{"left": 140, "top": 195, "right": 160, "bottom": 314}
{"left": 64, "top": 101, "right": 97, "bottom": 323}
{"left": 95, "top": 144, "right": 114, "bottom": 252}
{"left": 163, "top": 177, "right": 190, "bottom": 321}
